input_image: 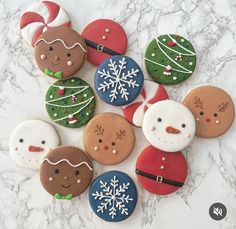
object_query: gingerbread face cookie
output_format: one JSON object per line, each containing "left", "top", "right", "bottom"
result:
{"left": 82, "top": 19, "right": 127, "bottom": 65}
{"left": 83, "top": 113, "right": 135, "bottom": 165}
{"left": 40, "top": 146, "right": 93, "bottom": 200}
{"left": 183, "top": 86, "right": 235, "bottom": 138}
{"left": 142, "top": 100, "right": 196, "bottom": 152}
{"left": 9, "top": 120, "right": 60, "bottom": 170}
{"left": 34, "top": 26, "right": 87, "bottom": 79}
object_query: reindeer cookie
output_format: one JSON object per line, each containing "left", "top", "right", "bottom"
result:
{"left": 183, "top": 86, "right": 235, "bottom": 138}
{"left": 83, "top": 113, "right": 135, "bottom": 165}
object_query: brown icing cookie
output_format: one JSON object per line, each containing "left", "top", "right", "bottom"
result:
{"left": 183, "top": 85, "right": 235, "bottom": 138}
{"left": 34, "top": 26, "right": 87, "bottom": 80}
{"left": 40, "top": 146, "right": 93, "bottom": 200}
{"left": 83, "top": 112, "right": 135, "bottom": 165}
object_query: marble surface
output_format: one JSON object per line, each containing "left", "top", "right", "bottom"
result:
{"left": 0, "top": 0, "right": 236, "bottom": 228}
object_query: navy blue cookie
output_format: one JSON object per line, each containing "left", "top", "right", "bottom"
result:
{"left": 94, "top": 55, "right": 144, "bottom": 106}
{"left": 89, "top": 171, "right": 137, "bottom": 222}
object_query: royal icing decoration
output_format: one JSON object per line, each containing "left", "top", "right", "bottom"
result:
{"left": 20, "top": 1, "right": 71, "bottom": 46}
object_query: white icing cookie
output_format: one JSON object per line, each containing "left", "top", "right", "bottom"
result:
{"left": 142, "top": 100, "right": 196, "bottom": 152}
{"left": 9, "top": 120, "right": 60, "bottom": 170}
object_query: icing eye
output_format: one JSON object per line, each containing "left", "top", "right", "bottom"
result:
{"left": 214, "top": 113, "right": 218, "bottom": 117}
{"left": 98, "top": 139, "right": 102, "bottom": 143}
{"left": 181, "top": 124, "right": 186, "bottom": 128}
{"left": 67, "top": 53, "right": 71, "bottom": 57}
{"left": 157, "top": 118, "right": 162, "bottom": 122}
{"left": 54, "top": 169, "right": 59, "bottom": 174}
{"left": 19, "top": 138, "right": 23, "bottom": 143}
{"left": 200, "top": 111, "right": 204, "bottom": 115}
{"left": 111, "top": 142, "right": 116, "bottom": 146}
{"left": 41, "top": 140, "right": 46, "bottom": 144}
{"left": 49, "top": 46, "right": 53, "bottom": 51}
{"left": 75, "top": 170, "right": 80, "bottom": 175}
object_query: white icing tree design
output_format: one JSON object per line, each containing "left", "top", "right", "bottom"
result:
{"left": 98, "top": 57, "right": 140, "bottom": 102}
{"left": 92, "top": 176, "right": 133, "bottom": 219}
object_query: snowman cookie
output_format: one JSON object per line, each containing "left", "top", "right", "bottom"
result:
{"left": 144, "top": 34, "right": 196, "bottom": 85}
{"left": 82, "top": 19, "right": 127, "bottom": 65}
{"left": 122, "top": 80, "right": 169, "bottom": 127}
{"left": 34, "top": 26, "right": 87, "bottom": 79}
{"left": 183, "top": 85, "right": 235, "bottom": 138}
{"left": 136, "top": 146, "right": 188, "bottom": 195}
{"left": 9, "top": 120, "right": 60, "bottom": 170}
{"left": 83, "top": 113, "right": 135, "bottom": 165}
{"left": 142, "top": 100, "right": 196, "bottom": 152}
{"left": 40, "top": 146, "right": 93, "bottom": 200}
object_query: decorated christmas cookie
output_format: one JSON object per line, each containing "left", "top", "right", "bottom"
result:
{"left": 142, "top": 100, "right": 196, "bottom": 152}
{"left": 34, "top": 26, "right": 87, "bottom": 79}
{"left": 183, "top": 86, "right": 235, "bottom": 138}
{"left": 20, "top": 1, "right": 71, "bottom": 47}
{"left": 9, "top": 120, "right": 60, "bottom": 170}
{"left": 82, "top": 19, "right": 127, "bottom": 65}
{"left": 95, "top": 55, "right": 144, "bottom": 106}
{"left": 40, "top": 146, "right": 93, "bottom": 200}
{"left": 122, "top": 80, "right": 169, "bottom": 127}
{"left": 45, "top": 78, "right": 95, "bottom": 128}
{"left": 89, "top": 171, "right": 137, "bottom": 222}
{"left": 83, "top": 113, "right": 135, "bottom": 165}
{"left": 136, "top": 146, "right": 187, "bottom": 195}
{"left": 144, "top": 34, "right": 196, "bottom": 85}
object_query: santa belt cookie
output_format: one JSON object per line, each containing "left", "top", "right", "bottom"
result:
{"left": 84, "top": 39, "right": 121, "bottom": 55}
{"left": 135, "top": 169, "right": 184, "bottom": 187}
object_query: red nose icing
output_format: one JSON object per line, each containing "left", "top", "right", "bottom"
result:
{"left": 206, "top": 118, "right": 211, "bottom": 123}
{"left": 104, "top": 145, "right": 108, "bottom": 150}
{"left": 28, "top": 145, "right": 44, "bottom": 152}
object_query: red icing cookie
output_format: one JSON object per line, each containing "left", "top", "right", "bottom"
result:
{"left": 81, "top": 19, "right": 127, "bottom": 65}
{"left": 136, "top": 146, "right": 188, "bottom": 195}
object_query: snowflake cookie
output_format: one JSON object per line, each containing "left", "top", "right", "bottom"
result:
{"left": 89, "top": 171, "right": 137, "bottom": 222}
{"left": 94, "top": 55, "right": 144, "bottom": 106}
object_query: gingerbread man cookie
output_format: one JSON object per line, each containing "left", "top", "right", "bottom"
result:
{"left": 183, "top": 85, "right": 235, "bottom": 138}
{"left": 83, "top": 113, "right": 135, "bottom": 165}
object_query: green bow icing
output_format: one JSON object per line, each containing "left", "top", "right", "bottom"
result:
{"left": 54, "top": 193, "right": 73, "bottom": 200}
{"left": 44, "top": 68, "right": 63, "bottom": 79}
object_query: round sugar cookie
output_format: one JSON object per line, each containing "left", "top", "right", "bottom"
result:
{"left": 89, "top": 171, "right": 137, "bottom": 222}
{"left": 83, "top": 113, "right": 135, "bottom": 165}
{"left": 20, "top": 1, "right": 71, "bottom": 46}
{"left": 9, "top": 120, "right": 60, "bottom": 170}
{"left": 94, "top": 55, "right": 144, "bottom": 106}
{"left": 183, "top": 85, "right": 235, "bottom": 138}
{"left": 122, "top": 80, "right": 169, "bottom": 127}
{"left": 142, "top": 100, "right": 196, "bottom": 152}
{"left": 144, "top": 34, "right": 196, "bottom": 85}
{"left": 82, "top": 19, "right": 127, "bottom": 65}
{"left": 40, "top": 146, "right": 93, "bottom": 200}
{"left": 45, "top": 77, "right": 96, "bottom": 128}
{"left": 34, "top": 26, "right": 87, "bottom": 79}
{"left": 136, "top": 146, "right": 188, "bottom": 195}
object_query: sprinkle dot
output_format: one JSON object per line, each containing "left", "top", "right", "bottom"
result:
{"left": 189, "top": 62, "right": 193, "bottom": 65}
{"left": 151, "top": 53, "right": 155, "bottom": 57}
{"left": 181, "top": 38, "right": 185, "bottom": 42}
{"left": 53, "top": 113, "right": 58, "bottom": 117}
{"left": 49, "top": 95, "right": 53, "bottom": 99}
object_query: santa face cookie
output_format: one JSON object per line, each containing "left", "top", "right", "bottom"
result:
{"left": 95, "top": 55, "right": 144, "bottom": 106}
{"left": 183, "top": 86, "right": 235, "bottom": 138}
{"left": 45, "top": 77, "right": 96, "bottom": 128}
{"left": 145, "top": 34, "right": 196, "bottom": 85}
{"left": 83, "top": 113, "right": 135, "bottom": 165}
{"left": 122, "top": 80, "right": 169, "bottom": 127}
{"left": 9, "top": 120, "right": 60, "bottom": 170}
{"left": 20, "top": 1, "right": 71, "bottom": 47}
{"left": 40, "top": 146, "right": 93, "bottom": 200}
{"left": 34, "top": 26, "right": 87, "bottom": 79}
{"left": 89, "top": 171, "right": 137, "bottom": 222}
{"left": 82, "top": 19, "right": 127, "bottom": 66}
{"left": 136, "top": 146, "right": 187, "bottom": 195}
{"left": 142, "top": 100, "right": 196, "bottom": 152}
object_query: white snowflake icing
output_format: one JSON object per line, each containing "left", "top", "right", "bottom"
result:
{"left": 97, "top": 57, "right": 140, "bottom": 103}
{"left": 92, "top": 176, "right": 133, "bottom": 219}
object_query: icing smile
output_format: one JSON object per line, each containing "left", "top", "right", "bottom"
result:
{"left": 51, "top": 61, "right": 59, "bottom": 66}
{"left": 61, "top": 184, "right": 71, "bottom": 189}
{"left": 28, "top": 145, "right": 44, "bottom": 152}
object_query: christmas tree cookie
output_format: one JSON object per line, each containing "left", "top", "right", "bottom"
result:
{"left": 144, "top": 34, "right": 196, "bottom": 85}
{"left": 45, "top": 78, "right": 96, "bottom": 128}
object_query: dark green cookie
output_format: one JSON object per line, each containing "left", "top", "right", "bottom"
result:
{"left": 144, "top": 34, "right": 196, "bottom": 85}
{"left": 45, "top": 78, "right": 96, "bottom": 128}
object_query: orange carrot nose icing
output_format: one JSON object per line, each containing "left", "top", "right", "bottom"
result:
{"left": 166, "top": 126, "right": 181, "bottom": 134}
{"left": 28, "top": 145, "right": 44, "bottom": 152}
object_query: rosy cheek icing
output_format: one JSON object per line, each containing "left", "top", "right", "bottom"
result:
{"left": 40, "top": 54, "right": 47, "bottom": 60}
{"left": 77, "top": 179, "right": 81, "bottom": 183}
{"left": 67, "top": 60, "right": 73, "bottom": 66}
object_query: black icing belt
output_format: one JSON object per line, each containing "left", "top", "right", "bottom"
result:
{"left": 135, "top": 169, "right": 184, "bottom": 187}
{"left": 84, "top": 39, "right": 121, "bottom": 56}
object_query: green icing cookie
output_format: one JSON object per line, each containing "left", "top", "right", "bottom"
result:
{"left": 144, "top": 34, "right": 196, "bottom": 85}
{"left": 45, "top": 78, "right": 96, "bottom": 128}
